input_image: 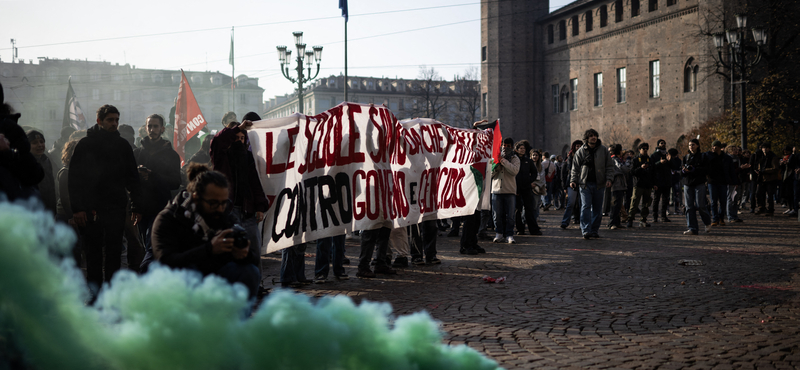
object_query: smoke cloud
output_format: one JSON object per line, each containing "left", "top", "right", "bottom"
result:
{"left": 0, "top": 199, "right": 500, "bottom": 370}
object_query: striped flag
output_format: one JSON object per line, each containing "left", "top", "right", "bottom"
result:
{"left": 62, "top": 78, "right": 86, "bottom": 130}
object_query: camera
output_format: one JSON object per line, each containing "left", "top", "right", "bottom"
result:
{"left": 682, "top": 164, "right": 694, "bottom": 173}
{"left": 229, "top": 224, "right": 249, "bottom": 249}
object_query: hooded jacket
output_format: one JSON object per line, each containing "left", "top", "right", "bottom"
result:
{"left": 210, "top": 125, "right": 269, "bottom": 216}
{"left": 610, "top": 155, "right": 631, "bottom": 191}
{"left": 68, "top": 124, "right": 141, "bottom": 213}
{"left": 133, "top": 137, "right": 182, "bottom": 216}
{"left": 569, "top": 139, "right": 613, "bottom": 187}
{"left": 515, "top": 148, "right": 538, "bottom": 195}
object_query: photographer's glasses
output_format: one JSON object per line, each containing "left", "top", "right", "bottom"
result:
{"left": 199, "top": 198, "right": 233, "bottom": 212}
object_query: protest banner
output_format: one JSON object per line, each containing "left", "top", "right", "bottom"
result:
{"left": 173, "top": 70, "right": 207, "bottom": 166}
{"left": 248, "top": 103, "right": 495, "bottom": 253}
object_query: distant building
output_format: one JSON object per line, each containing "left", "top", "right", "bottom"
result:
{"left": 263, "top": 74, "right": 481, "bottom": 129}
{"left": 0, "top": 57, "right": 263, "bottom": 143}
{"left": 482, "top": 0, "right": 736, "bottom": 155}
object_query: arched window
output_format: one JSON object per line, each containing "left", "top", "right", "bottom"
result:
{"left": 600, "top": 5, "right": 608, "bottom": 27}
{"left": 559, "top": 20, "right": 567, "bottom": 40}
{"left": 571, "top": 15, "right": 579, "bottom": 36}
{"left": 614, "top": 0, "right": 623, "bottom": 22}
{"left": 684, "top": 57, "right": 697, "bottom": 93}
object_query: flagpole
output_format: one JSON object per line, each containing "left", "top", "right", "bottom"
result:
{"left": 344, "top": 19, "right": 348, "bottom": 102}
{"left": 231, "top": 26, "right": 235, "bottom": 116}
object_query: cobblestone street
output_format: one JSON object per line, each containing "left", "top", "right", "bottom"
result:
{"left": 261, "top": 208, "right": 800, "bottom": 369}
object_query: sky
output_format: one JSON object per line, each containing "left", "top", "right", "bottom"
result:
{"left": 2, "top": 0, "right": 574, "bottom": 101}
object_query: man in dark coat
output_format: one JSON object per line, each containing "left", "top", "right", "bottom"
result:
{"left": 153, "top": 164, "right": 260, "bottom": 298}
{"left": 705, "top": 140, "right": 733, "bottom": 226}
{"left": 210, "top": 112, "right": 269, "bottom": 259}
{"left": 0, "top": 83, "right": 44, "bottom": 201}
{"left": 627, "top": 142, "right": 656, "bottom": 228}
{"left": 650, "top": 139, "right": 675, "bottom": 222}
{"left": 68, "top": 104, "right": 141, "bottom": 290}
{"left": 513, "top": 140, "right": 542, "bottom": 236}
{"left": 134, "top": 114, "right": 182, "bottom": 272}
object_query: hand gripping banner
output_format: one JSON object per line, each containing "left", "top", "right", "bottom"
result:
{"left": 248, "top": 103, "right": 495, "bottom": 253}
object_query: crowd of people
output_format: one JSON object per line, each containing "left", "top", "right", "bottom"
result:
{"left": 2, "top": 85, "right": 799, "bottom": 300}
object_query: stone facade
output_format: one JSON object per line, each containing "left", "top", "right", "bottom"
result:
{"left": 263, "top": 75, "right": 481, "bottom": 129}
{"left": 0, "top": 58, "right": 263, "bottom": 143}
{"left": 482, "top": 0, "right": 736, "bottom": 156}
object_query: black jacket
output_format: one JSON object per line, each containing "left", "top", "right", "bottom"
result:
{"left": 705, "top": 150, "right": 733, "bottom": 185}
{"left": 152, "top": 191, "right": 259, "bottom": 275}
{"left": 133, "top": 137, "right": 182, "bottom": 216}
{"left": 515, "top": 150, "right": 537, "bottom": 195}
{"left": 681, "top": 151, "right": 708, "bottom": 187}
{"left": 650, "top": 150, "right": 675, "bottom": 188}
{"left": 68, "top": 124, "right": 141, "bottom": 213}
{"left": 631, "top": 154, "right": 655, "bottom": 188}
{"left": 0, "top": 113, "right": 44, "bottom": 200}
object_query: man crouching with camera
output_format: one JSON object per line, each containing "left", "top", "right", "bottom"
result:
{"left": 152, "top": 163, "right": 261, "bottom": 298}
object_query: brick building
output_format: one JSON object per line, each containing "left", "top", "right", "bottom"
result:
{"left": 482, "top": 0, "right": 739, "bottom": 155}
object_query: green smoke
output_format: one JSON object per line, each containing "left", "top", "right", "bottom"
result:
{"left": 0, "top": 200, "right": 500, "bottom": 370}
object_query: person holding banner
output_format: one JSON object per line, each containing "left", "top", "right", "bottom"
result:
{"left": 491, "top": 137, "right": 520, "bottom": 244}
{"left": 210, "top": 112, "right": 269, "bottom": 263}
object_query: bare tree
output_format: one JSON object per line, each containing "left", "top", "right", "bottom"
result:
{"left": 452, "top": 67, "right": 481, "bottom": 128}
{"left": 408, "top": 66, "right": 449, "bottom": 121}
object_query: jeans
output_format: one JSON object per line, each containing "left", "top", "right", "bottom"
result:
{"left": 609, "top": 190, "right": 625, "bottom": 227}
{"left": 359, "top": 227, "right": 391, "bottom": 271}
{"left": 561, "top": 187, "right": 579, "bottom": 226}
{"left": 707, "top": 183, "right": 728, "bottom": 223}
{"left": 543, "top": 181, "right": 554, "bottom": 206}
{"left": 672, "top": 181, "right": 683, "bottom": 214}
{"left": 491, "top": 193, "right": 516, "bottom": 238}
{"left": 629, "top": 186, "right": 653, "bottom": 222}
{"left": 478, "top": 210, "right": 492, "bottom": 236}
{"left": 684, "top": 184, "right": 711, "bottom": 232}
{"left": 579, "top": 182, "right": 605, "bottom": 235}
{"left": 217, "top": 261, "right": 261, "bottom": 299}
{"left": 81, "top": 207, "right": 127, "bottom": 288}
{"left": 280, "top": 243, "right": 307, "bottom": 283}
{"left": 515, "top": 190, "right": 541, "bottom": 234}
{"left": 315, "top": 235, "right": 346, "bottom": 278}
{"left": 727, "top": 184, "right": 741, "bottom": 221}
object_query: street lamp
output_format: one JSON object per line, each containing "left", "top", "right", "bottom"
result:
{"left": 276, "top": 32, "right": 323, "bottom": 114}
{"left": 714, "top": 13, "right": 766, "bottom": 151}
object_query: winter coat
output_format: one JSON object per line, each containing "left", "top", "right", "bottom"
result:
{"left": 515, "top": 150, "right": 537, "bottom": 195}
{"left": 569, "top": 140, "right": 613, "bottom": 187}
{"left": 152, "top": 191, "right": 259, "bottom": 276}
{"left": 610, "top": 155, "right": 631, "bottom": 191}
{"left": 756, "top": 151, "right": 781, "bottom": 183}
{"left": 631, "top": 154, "right": 655, "bottom": 188}
{"left": 491, "top": 152, "right": 520, "bottom": 194}
{"left": 650, "top": 150, "right": 675, "bottom": 188}
{"left": 133, "top": 137, "right": 182, "bottom": 216}
{"left": 0, "top": 113, "right": 44, "bottom": 200}
{"left": 68, "top": 124, "right": 141, "bottom": 214}
{"left": 33, "top": 153, "right": 57, "bottom": 213}
{"left": 705, "top": 150, "right": 734, "bottom": 185}
{"left": 56, "top": 166, "right": 72, "bottom": 217}
{"left": 681, "top": 151, "right": 708, "bottom": 187}
{"left": 210, "top": 125, "right": 269, "bottom": 216}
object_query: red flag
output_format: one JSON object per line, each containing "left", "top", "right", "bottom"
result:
{"left": 491, "top": 119, "right": 502, "bottom": 164}
{"left": 174, "top": 70, "right": 207, "bottom": 166}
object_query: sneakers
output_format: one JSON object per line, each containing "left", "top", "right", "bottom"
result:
{"left": 788, "top": 210, "right": 798, "bottom": 216}
{"left": 683, "top": 229, "right": 698, "bottom": 235}
{"left": 335, "top": 274, "right": 349, "bottom": 280}
{"left": 374, "top": 265, "right": 398, "bottom": 275}
{"left": 412, "top": 257, "right": 426, "bottom": 266}
{"left": 626, "top": 220, "right": 634, "bottom": 228}
{"left": 506, "top": 236, "right": 516, "bottom": 244}
{"left": 313, "top": 275, "right": 327, "bottom": 284}
{"left": 639, "top": 221, "right": 650, "bottom": 228}
{"left": 493, "top": 234, "right": 504, "bottom": 243}
{"left": 356, "top": 269, "right": 376, "bottom": 278}
{"left": 583, "top": 233, "right": 591, "bottom": 240}
{"left": 426, "top": 258, "right": 442, "bottom": 265}
{"left": 704, "top": 224, "right": 711, "bottom": 233}
{"left": 783, "top": 209, "right": 792, "bottom": 215}
{"left": 610, "top": 225, "right": 618, "bottom": 230}
{"left": 392, "top": 256, "right": 409, "bottom": 268}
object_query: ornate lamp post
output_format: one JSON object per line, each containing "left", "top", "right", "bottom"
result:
{"left": 276, "top": 32, "right": 323, "bottom": 114}
{"left": 713, "top": 13, "right": 766, "bottom": 150}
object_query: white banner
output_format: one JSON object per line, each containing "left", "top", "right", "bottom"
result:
{"left": 248, "top": 103, "right": 494, "bottom": 253}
